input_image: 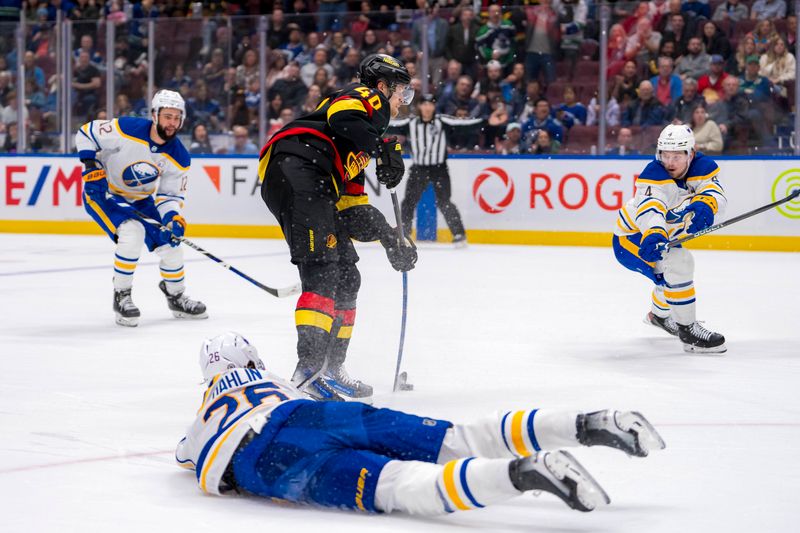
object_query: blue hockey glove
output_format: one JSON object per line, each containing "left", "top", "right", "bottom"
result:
{"left": 683, "top": 196, "right": 717, "bottom": 234}
{"left": 81, "top": 166, "right": 108, "bottom": 200}
{"left": 639, "top": 228, "right": 669, "bottom": 263}
{"left": 162, "top": 211, "right": 186, "bottom": 247}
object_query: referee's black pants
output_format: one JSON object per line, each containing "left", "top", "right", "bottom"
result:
{"left": 400, "top": 163, "right": 465, "bottom": 239}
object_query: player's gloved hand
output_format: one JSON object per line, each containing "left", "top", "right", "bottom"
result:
{"left": 162, "top": 211, "right": 186, "bottom": 247}
{"left": 639, "top": 228, "right": 669, "bottom": 263}
{"left": 380, "top": 231, "right": 417, "bottom": 272}
{"left": 683, "top": 196, "right": 716, "bottom": 234}
{"left": 375, "top": 137, "right": 405, "bottom": 189}
{"left": 81, "top": 161, "right": 108, "bottom": 200}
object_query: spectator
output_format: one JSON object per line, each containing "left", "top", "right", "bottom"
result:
{"left": 72, "top": 50, "right": 101, "bottom": 119}
{"left": 448, "top": 106, "right": 480, "bottom": 149}
{"left": 437, "top": 75, "right": 480, "bottom": 117}
{"left": 607, "top": 23, "right": 628, "bottom": 76}
{"left": 0, "top": 71, "right": 13, "bottom": 108}
{"left": 740, "top": 54, "right": 772, "bottom": 103}
{"left": 708, "top": 75, "right": 765, "bottom": 150}
{"left": 1, "top": 89, "right": 28, "bottom": 131}
{"left": 300, "top": 47, "right": 334, "bottom": 88}
{"left": 691, "top": 104, "right": 724, "bottom": 154}
{"left": 360, "top": 29, "right": 382, "bottom": 58}
{"left": 474, "top": 60, "right": 504, "bottom": 99}
{"left": 651, "top": 56, "right": 682, "bottom": 106}
{"left": 554, "top": 86, "right": 587, "bottom": 128}
{"left": 114, "top": 94, "right": 136, "bottom": 117}
{"left": 587, "top": 93, "right": 621, "bottom": 127}
{"left": 672, "top": 77, "right": 705, "bottom": 123}
{"left": 72, "top": 34, "right": 103, "bottom": 68}
{"left": 476, "top": 4, "right": 516, "bottom": 68}
{"left": 266, "top": 52, "right": 288, "bottom": 88}
{"left": 495, "top": 122, "right": 529, "bottom": 154}
{"left": 280, "top": 24, "right": 306, "bottom": 61}
{"left": 622, "top": 80, "right": 667, "bottom": 126}
{"left": 317, "top": 0, "right": 346, "bottom": 33}
{"left": 514, "top": 79, "right": 544, "bottom": 123}
{"left": 244, "top": 78, "right": 261, "bottom": 114}
{"left": 445, "top": 6, "right": 480, "bottom": 79}
{"left": 435, "top": 59, "right": 463, "bottom": 103}
{"left": 2, "top": 120, "right": 18, "bottom": 152}
{"left": 269, "top": 61, "right": 308, "bottom": 110}
{"left": 783, "top": 15, "right": 797, "bottom": 55}
{"left": 728, "top": 35, "right": 757, "bottom": 76}
{"left": 165, "top": 63, "right": 193, "bottom": 93}
{"left": 203, "top": 48, "right": 228, "bottom": 96}
{"left": 648, "top": 39, "right": 677, "bottom": 75}
{"left": 483, "top": 90, "right": 510, "bottom": 148}
{"left": 675, "top": 37, "right": 710, "bottom": 81}
{"left": 267, "top": 93, "right": 284, "bottom": 121}
{"left": 682, "top": 0, "right": 711, "bottom": 20}
{"left": 351, "top": 1, "right": 377, "bottom": 36}
{"left": 187, "top": 80, "right": 224, "bottom": 133}
{"left": 625, "top": 17, "right": 662, "bottom": 65}
{"left": 296, "top": 32, "right": 322, "bottom": 66}
{"left": 236, "top": 49, "right": 260, "bottom": 89}
{"left": 656, "top": 0, "right": 686, "bottom": 34}
{"left": 189, "top": 123, "right": 213, "bottom": 154}
{"left": 285, "top": 0, "right": 315, "bottom": 35}
{"left": 335, "top": 48, "right": 361, "bottom": 88}
{"left": 502, "top": 62, "right": 527, "bottom": 113}
{"left": 230, "top": 125, "right": 258, "bottom": 155}
{"left": 530, "top": 129, "right": 560, "bottom": 154}
{"left": 267, "top": 7, "right": 290, "bottom": 50}
{"left": 713, "top": 0, "right": 749, "bottom": 23}
{"left": 606, "top": 126, "right": 639, "bottom": 154}
{"left": 612, "top": 60, "right": 641, "bottom": 103}
{"left": 72, "top": 0, "right": 101, "bottom": 22}
{"left": 702, "top": 21, "right": 732, "bottom": 60}
{"left": 660, "top": 12, "right": 690, "bottom": 57}
{"left": 412, "top": 1, "right": 449, "bottom": 88}
{"left": 524, "top": 0, "right": 559, "bottom": 83}
{"left": 557, "top": 0, "right": 587, "bottom": 77}
{"left": 227, "top": 88, "right": 252, "bottom": 131}
{"left": 312, "top": 67, "right": 335, "bottom": 97}
{"left": 266, "top": 107, "right": 296, "bottom": 142}
{"left": 759, "top": 37, "right": 796, "bottom": 86}
{"left": 750, "top": 19, "right": 778, "bottom": 55}
{"left": 297, "top": 84, "right": 322, "bottom": 116}
{"left": 521, "top": 98, "right": 564, "bottom": 144}
{"left": 325, "top": 31, "right": 355, "bottom": 69}
{"left": 698, "top": 55, "right": 729, "bottom": 101}
{"left": 23, "top": 51, "right": 45, "bottom": 93}
{"left": 385, "top": 23, "right": 412, "bottom": 59}
{"left": 750, "top": 0, "right": 786, "bottom": 20}
{"left": 621, "top": 1, "right": 656, "bottom": 34}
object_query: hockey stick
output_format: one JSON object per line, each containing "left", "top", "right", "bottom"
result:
{"left": 106, "top": 195, "right": 301, "bottom": 298}
{"left": 390, "top": 189, "right": 414, "bottom": 392}
{"left": 665, "top": 188, "right": 800, "bottom": 250}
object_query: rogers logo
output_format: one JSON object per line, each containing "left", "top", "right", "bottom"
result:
{"left": 473, "top": 167, "right": 515, "bottom": 214}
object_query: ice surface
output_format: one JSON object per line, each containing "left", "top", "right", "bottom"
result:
{"left": 1, "top": 234, "right": 798, "bottom": 532}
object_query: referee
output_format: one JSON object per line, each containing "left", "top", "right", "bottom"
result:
{"left": 389, "top": 94, "right": 483, "bottom": 246}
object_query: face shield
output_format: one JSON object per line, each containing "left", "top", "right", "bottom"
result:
{"left": 393, "top": 83, "right": 415, "bottom": 106}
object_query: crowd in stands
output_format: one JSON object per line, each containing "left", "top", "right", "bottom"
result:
{"left": 0, "top": 0, "right": 797, "bottom": 155}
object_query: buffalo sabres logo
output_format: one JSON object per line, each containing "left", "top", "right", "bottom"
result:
{"left": 122, "top": 161, "right": 160, "bottom": 187}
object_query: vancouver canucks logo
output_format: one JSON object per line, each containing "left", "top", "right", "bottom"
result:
{"left": 122, "top": 161, "right": 160, "bottom": 187}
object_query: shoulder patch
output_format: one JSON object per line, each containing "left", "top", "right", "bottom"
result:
{"left": 117, "top": 116, "right": 152, "bottom": 142}
{"left": 687, "top": 153, "right": 719, "bottom": 181}
{"left": 161, "top": 141, "right": 191, "bottom": 170}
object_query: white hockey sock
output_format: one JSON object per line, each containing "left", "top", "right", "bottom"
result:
{"left": 437, "top": 409, "right": 580, "bottom": 463}
{"left": 664, "top": 280, "right": 696, "bottom": 325}
{"left": 374, "top": 458, "right": 519, "bottom": 516}
{"left": 113, "top": 219, "right": 144, "bottom": 291}
{"left": 651, "top": 285, "right": 670, "bottom": 318}
{"left": 155, "top": 244, "right": 185, "bottom": 294}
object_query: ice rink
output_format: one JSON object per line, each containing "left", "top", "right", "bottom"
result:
{"left": 1, "top": 233, "right": 798, "bottom": 532}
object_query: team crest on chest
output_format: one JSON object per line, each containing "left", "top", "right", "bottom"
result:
{"left": 122, "top": 161, "right": 160, "bottom": 187}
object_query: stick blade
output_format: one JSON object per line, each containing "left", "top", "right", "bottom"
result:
{"left": 276, "top": 282, "right": 302, "bottom": 298}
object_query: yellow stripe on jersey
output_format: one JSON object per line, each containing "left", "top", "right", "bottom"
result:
{"left": 161, "top": 151, "right": 189, "bottom": 171}
{"left": 697, "top": 182, "right": 724, "bottom": 196}
{"left": 510, "top": 411, "right": 530, "bottom": 456}
{"left": 315, "top": 97, "right": 331, "bottom": 111}
{"left": 442, "top": 460, "right": 471, "bottom": 511}
{"left": 636, "top": 178, "right": 671, "bottom": 186}
{"left": 620, "top": 207, "right": 638, "bottom": 231}
{"left": 643, "top": 227, "right": 668, "bottom": 240}
{"left": 687, "top": 166, "right": 720, "bottom": 182}
{"left": 336, "top": 194, "right": 369, "bottom": 211}
{"left": 84, "top": 193, "right": 117, "bottom": 234}
{"left": 619, "top": 235, "right": 655, "bottom": 267}
{"left": 114, "top": 119, "right": 149, "bottom": 147}
{"left": 109, "top": 182, "right": 156, "bottom": 199}
{"left": 258, "top": 145, "right": 273, "bottom": 184}
{"left": 295, "top": 309, "right": 334, "bottom": 331}
{"left": 337, "top": 326, "right": 353, "bottom": 339}
{"left": 636, "top": 200, "right": 667, "bottom": 215}
{"left": 327, "top": 98, "right": 367, "bottom": 121}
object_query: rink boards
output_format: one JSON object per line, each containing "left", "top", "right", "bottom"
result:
{"left": 0, "top": 154, "right": 798, "bottom": 251}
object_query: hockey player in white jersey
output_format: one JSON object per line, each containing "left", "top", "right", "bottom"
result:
{"left": 613, "top": 124, "right": 726, "bottom": 353}
{"left": 177, "top": 332, "right": 666, "bottom": 516}
{"left": 75, "top": 89, "right": 207, "bottom": 327}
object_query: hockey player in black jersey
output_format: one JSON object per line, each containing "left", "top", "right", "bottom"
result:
{"left": 258, "top": 54, "right": 417, "bottom": 402}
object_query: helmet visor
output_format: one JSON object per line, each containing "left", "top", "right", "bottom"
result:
{"left": 396, "top": 84, "right": 415, "bottom": 106}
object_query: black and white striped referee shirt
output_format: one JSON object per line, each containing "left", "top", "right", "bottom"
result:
{"left": 389, "top": 115, "right": 484, "bottom": 166}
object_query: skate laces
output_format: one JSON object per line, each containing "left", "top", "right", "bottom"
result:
{"left": 690, "top": 322, "right": 713, "bottom": 341}
{"left": 331, "top": 365, "right": 361, "bottom": 387}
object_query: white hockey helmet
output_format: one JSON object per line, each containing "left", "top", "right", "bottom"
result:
{"left": 656, "top": 124, "right": 695, "bottom": 162}
{"left": 151, "top": 89, "right": 186, "bottom": 129}
{"left": 199, "top": 332, "right": 265, "bottom": 382}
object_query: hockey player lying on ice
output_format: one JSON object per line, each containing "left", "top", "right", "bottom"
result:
{"left": 177, "top": 333, "right": 666, "bottom": 515}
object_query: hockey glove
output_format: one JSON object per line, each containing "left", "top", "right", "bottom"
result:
{"left": 380, "top": 232, "right": 417, "bottom": 272}
{"left": 81, "top": 161, "right": 108, "bottom": 201}
{"left": 162, "top": 211, "right": 186, "bottom": 247}
{"left": 639, "top": 228, "right": 669, "bottom": 263}
{"left": 375, "top": 137, "right": 404, "bottom": 189}
{"left": 683, "top": 196, "right": 716, "bottom": 234}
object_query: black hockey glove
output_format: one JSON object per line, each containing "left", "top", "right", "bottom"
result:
{"left": 375, "top": 137, "right": 405, "bottom": 189}
{"left": 380, "top": 231, "right": 417, "bottom": 272}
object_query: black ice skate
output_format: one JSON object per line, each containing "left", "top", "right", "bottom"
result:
{"left": 577, "top": 410, "right": 666, "bottom": 457}
{"left": 323, "top": 365, "right": 373, "bottom": 404}
{"left": 113, "top": 288, "right": 140, "bottom": 327}
{"left": 509, "top": 450, "right": 610, "bottom": 512}
{"left": 158, "top": 281, "right": 208, "bottom": 319}
{"left": 644, "top": 312, "right": 679, "bottom": 336}
{"left": 677, "top": 322, "right": 726, "bottom": 354}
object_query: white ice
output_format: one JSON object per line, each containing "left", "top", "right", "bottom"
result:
{"left": 1, "top": 234, "right": 798, "bottom": 532}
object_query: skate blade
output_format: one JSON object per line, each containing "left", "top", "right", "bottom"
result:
{"left": 615, "top": 411, "right": 667, "bottom": 456}
{"left": 115, "top": 314, "right": 139, "bottom": 327}
{"left": 172, "top": 310, "right": 209, "bottom": 320}
{"left": 643, "top": 313, "right": 678, "bottom": 337}
{"left": 682, "top": 342, "right": 727, "bottom": 355}
{"left": 453, "top": 240, "right": 468, "bottom": 249}
{"left": 547, "top": 451, "right": 610, "bottom": 511}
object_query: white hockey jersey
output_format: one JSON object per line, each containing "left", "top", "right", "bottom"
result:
{"left": 614, "top": 152, "right": 727, "bottom": 241}
{"left": 75, "top": 116, "right": 190, "bottom": 220}
{"left": 175, "top": 367, "right": 306, "bottom": 495}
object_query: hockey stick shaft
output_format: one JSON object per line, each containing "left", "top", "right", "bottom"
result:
{"left": 665, "top": 189, "right": 800, "bottom": 250}
{"left": 107, "top": 196, "right": 300, "bottom": 298}
{"left": 390, "top": 189, "right": 409, "bottom": 392}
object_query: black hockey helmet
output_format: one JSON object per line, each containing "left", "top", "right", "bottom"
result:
{"left": 358, "top": 54, "right": 412, "bottom": 89}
